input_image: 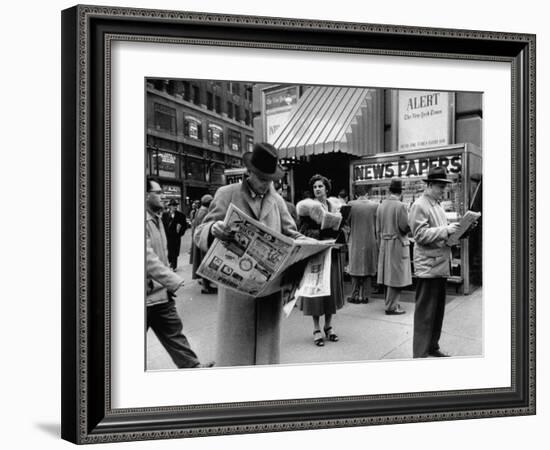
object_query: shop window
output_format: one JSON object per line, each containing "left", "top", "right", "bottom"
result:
{"left": 228, "top": 129, "right": 242, "bottom": 153}
{"left": 184, "top": 115, "right": 202, "bottom": 141}
{"left": 161, "top": 184, "right": 182, "bottom": 206}
{"left": 210, "top": 163, "right": 225, "bottom": 185}
{"left": 186, "top": 159, "right": 206, "bottom": 182}
{"left": 153, "top": 103, "right": 176, "bottom": 135}
{"left": 152, "top": 151, "right": 177, "bottom": 178}
{"left": 246, "top": 136, "right": 254, "bottom": 153}
{"left": 146, "top": 148, "right": 154, "bottom": 175}
{"left": 207, "top": 123, "right": 224, "bottom": 148}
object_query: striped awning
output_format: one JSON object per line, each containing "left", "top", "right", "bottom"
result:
{"left": 271, "top": 86, "right": 379, "bottom": 158}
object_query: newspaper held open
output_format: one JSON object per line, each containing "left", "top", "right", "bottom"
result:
{"left": 197, "top": 204, "right": 334, "bottom": 298}
{"left": 447, "top": 210, "right": 481, "bottom": 246}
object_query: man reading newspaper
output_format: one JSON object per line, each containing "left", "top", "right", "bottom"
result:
{"left": 194, "top": 143, "right": 318, "bottom": 367}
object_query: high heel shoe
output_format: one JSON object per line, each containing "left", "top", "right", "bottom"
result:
{"left": 313, "top": 330, "right": 324, "bottom": 346}
{"left": 323, "top": 326, "right": 339, "bottom": 342}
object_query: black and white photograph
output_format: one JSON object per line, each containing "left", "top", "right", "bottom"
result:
{"left": 53, "top": 1, "right": 539, "bottom": 446}
{"left": 145, "top": 79, "right": 483, "bottom": 370}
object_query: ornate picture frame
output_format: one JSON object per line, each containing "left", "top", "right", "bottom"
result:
{"left": 61, "top": 5, "right": 535, "bottom": 444}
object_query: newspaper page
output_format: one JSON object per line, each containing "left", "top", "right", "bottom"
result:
{"left": 197, "top": 204, "right": 333, "bottom": 297}
{"left": 447, "top": 210, "right": 481, "bottom": 246}
{"left": 283, "top": 248, "right": 332, "bottom": 317}
{"left": 295, "top": 248, "right": 332, "bottom": 298}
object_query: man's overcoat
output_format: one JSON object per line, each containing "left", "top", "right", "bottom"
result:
{"left": 194, "top": 180, "right": 301, "bottom": 366}
{"left": 347, "top": 198, "right": 379, "bottom": 276}
{"left": 376, "top": 196, "right": 412, "bottom": 287}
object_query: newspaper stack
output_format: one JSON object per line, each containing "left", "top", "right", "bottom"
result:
{"left": 447, "top": 210, "right": 481, "bottom": 246}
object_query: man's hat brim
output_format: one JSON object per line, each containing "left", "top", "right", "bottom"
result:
{"left": 423, "top": 177, "right": 453, "bottom": 183}
{"left": 243, "top": 152, "right": 284, "bottom": 180}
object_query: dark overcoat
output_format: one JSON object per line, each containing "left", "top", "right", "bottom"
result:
{"left": 194, "top": 180, "right": 301, "bottom": 366}
{"left": 347, "top": 198, "right": 379, "bottom": 276}
{"left": 190, "top": 206, "right": 209, "bottom": 279}
{"left": 376, "top": 196, "right": 412, "bottom": 287}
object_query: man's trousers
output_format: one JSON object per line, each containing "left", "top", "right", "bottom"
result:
{"left": 413, "top": 277, "right": 447, "bottom": 358}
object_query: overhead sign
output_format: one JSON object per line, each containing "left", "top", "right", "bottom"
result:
{"left": 264, "top": 86, "right": 299, "bottom": 143}
{"left": 398, "top": 91, "right": 454, "bottom": 151}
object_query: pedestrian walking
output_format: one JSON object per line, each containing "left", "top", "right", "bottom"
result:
{"left": 377, "top": 178, "right": 411, "bottom": 315}
{"left": 188, "top": 200, "right": 200, "bottom": 264}
{"left": 408, "top": 167, "right": 459, "bottom": 358}
{"left": 161, "top": 199, "right": 187, "bottom": 270}
{"left": 346, "top": 185, "right": 379, "bottom": 304}
{"left": 191, "top": 194, "right": 217, "bottom": 294}
{"left": 296, "top": 174, "right": 346, "bottom": 347}
{"left": 146, "top": 179, "right": 213, "bottom": 368}
{"left": 194, "top": 143, "right": 304, "bottom": 366}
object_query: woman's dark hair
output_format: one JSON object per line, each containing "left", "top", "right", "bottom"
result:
{"left": 309, "top": 174, "right": 331, "bottom": 195}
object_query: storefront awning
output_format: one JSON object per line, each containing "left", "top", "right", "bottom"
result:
{"left": 272, "top": 86, "right": 379, "bottom": 158}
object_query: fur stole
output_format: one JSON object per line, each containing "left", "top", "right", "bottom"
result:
{"left": 296, "top": 198, "right": 342, "bottom": 230}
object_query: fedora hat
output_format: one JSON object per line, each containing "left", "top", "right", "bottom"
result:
{"left": 423, "top": 166, "right": 452, "bottom": 183}
{"left": 200, "top": 194, "right": 213, "bottom": 205}
{"left": 168, "top": 199, "right": 179, "bottom": 206}
{"left": 243, "top": 143, "right": 284, "bottom": 181}
{"left": 389, "top": 177, "right": 403, "bottom": 193}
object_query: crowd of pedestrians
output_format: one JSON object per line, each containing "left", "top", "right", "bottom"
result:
{"left": 145, "top": 142, "right": 476, "bottom": 368}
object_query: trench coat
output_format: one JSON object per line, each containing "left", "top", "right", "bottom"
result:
{"left": 376, "top": 195, "right": 412, "bottom": 287}
{"left": 347, "top": 198, "right": 379, "bottom": 276}
{"left": 408, "top": 192, "right": 452, "bottom": 278}
{"left": 190, "top": 205, "right": 209, "bottom": 279}
{"left": 194, "top": 179, "right": 302, "bottom": 366}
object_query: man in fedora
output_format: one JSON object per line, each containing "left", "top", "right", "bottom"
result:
{"left": 162, "top": 198, "right": 188, "bottom": 271}
{"left": 409, "top": 166, "right": 459, "bottom": 358}
{"left": 194, "top": 143, "right": 304, "bottom": 366}
{"left": 377, "top": 178, "right": 411, "bottom": 315}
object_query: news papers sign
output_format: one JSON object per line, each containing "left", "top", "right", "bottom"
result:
{"left": 398, "top": 91, "right": 454, "bottom": 151}
{"left": 353, "top": 155, "right": 462, "bottom": 182}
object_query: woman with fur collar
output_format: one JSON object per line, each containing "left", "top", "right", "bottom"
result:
{"left": 296, "top": 174, "right": 347, "bottom": 347}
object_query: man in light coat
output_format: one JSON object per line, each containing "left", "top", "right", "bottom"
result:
{"left": 146, "top": 179, "right": 212, "bottom": 369}
{"left": 346, "top": 185, "right": 379, "bottom": 304}
{"left": 408, "top": 167, "right": 459, "bottom": 358}
{"left": 194, "top": 143, "right": 304, "bottom": 366}
{"left": 377, "top": 178, "right": 411, "bottom": 315}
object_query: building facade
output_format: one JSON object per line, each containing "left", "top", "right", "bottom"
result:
{"left": 146, "top": 79, "right": 255, "bottom": 213}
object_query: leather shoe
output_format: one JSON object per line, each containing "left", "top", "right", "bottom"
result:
{"left": 195, "top": 361, "right": 215, "bottom": 368}
{"left": 360, "top": 298, "right": 369, "bottom": 304}
{"left": 428, "top": 350, "right": 450, "bottom": 358}
{"left": 347, "top": 297, "right": 361, "bottom": 304}
{"left": 385, "top": 308, "right": 406, "bottom": 315}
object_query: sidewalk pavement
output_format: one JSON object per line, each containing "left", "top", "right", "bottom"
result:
{"left": 147, "top": 233, "right": 482, "bottom": 369}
